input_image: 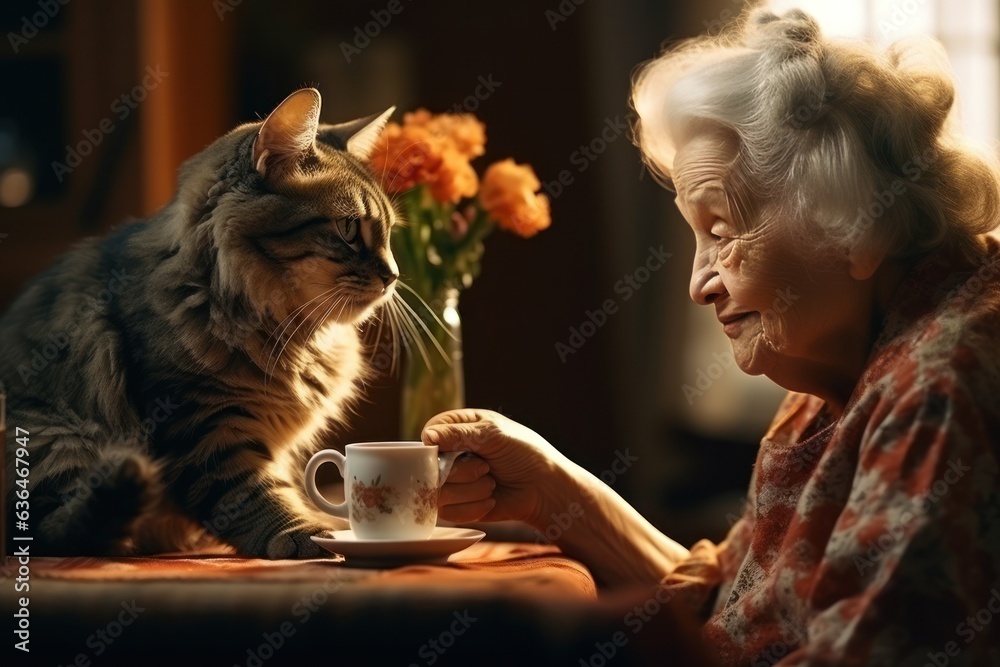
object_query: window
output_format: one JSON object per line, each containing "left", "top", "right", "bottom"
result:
{"left": 768, "top": 0, "right": 1000, "bottom": 148}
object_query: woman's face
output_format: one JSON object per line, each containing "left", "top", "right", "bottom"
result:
{"left": 672, "top": 132, "right": 878, "bottom": 397}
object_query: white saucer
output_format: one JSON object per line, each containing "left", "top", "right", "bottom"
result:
{"left": 311, "top": 527, "right": 486, "bottom": 566}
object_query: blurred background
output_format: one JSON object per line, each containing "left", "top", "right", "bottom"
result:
{"left": 1, "top": 0, "right": 997, "bottom": 547}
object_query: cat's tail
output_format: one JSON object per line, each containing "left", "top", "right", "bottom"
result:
{"left": 30, "top": 447, "right": 162, "bottom": 556}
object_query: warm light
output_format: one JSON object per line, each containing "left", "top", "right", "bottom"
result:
{"left": 0, "top": 167, "right": 33, "bottom": 207}
{"left": 768, "top": 0, "right": 869, "bottom": 39}
{"left": 768, "top": 0, "right": 999, "bottom": 149}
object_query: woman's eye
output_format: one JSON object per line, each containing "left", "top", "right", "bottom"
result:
{"left": 710, "top": 223, "right": 731, "bottom": 241}
{"left": 337, "top": 215, "right": 362, "bottom": 248}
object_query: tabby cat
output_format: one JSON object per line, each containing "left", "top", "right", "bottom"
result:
{"left": 1, "top": 89, "right": 401, "bottom": 558}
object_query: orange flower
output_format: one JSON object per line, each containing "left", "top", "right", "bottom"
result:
{"left": 428, "top": 148, "right": 479, "bottom": 204}
{"left": 479, "top": 159, "right": 552, "bottom": 237}
{"left": 431, "top": 114, "right": 486, "bottom": 159}
{"left": 402, "top": 108, "right": 435, "bottom": 128}
{"left": 369, "top": 110, "right": 487, "bottom": 203}
{"left": 403, "top": 109, "right": 486, "bottom": 159}
{"left": 368, "top": 123, "right": 442, "bottom": 194}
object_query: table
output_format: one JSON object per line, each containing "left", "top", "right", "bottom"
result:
{"left": 1, "top": 541, "right": 715, "bottom": 666}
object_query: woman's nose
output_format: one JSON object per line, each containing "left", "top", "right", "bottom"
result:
{"left": 689, "top": 247, "right": 722, "bottom": 305}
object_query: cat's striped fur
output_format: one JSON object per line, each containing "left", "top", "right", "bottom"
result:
{"left": 1, "top": 89, "right": 400, "bottom": 557}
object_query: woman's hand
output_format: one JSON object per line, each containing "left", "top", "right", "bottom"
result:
{"left": 423, "top": 409, "right": 570, "bottom": 526}
{"left": 424, "top": 408, "right": 691, "bottom": 587}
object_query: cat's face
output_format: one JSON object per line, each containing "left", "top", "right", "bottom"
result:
{"left": 243, "top": 140, "right": 399, "bottom": 327}
{"left": 196, "top": 90, "right": 399, "bottom": 329}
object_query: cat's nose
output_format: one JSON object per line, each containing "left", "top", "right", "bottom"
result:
{"left": 375, "top": 254, "right": 398, "bottom": 289}
{"left": 380, "top": 271, "right": 398, "bottom": 288}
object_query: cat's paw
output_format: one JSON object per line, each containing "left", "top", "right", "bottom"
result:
{"left": 87, "top": 450, "right": 160, "bottom": 528}
{"left": 265, "top": 526, "right": 329, "bottom": 559}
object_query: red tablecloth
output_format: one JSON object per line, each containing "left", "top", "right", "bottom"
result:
{"left": 10, "top": 541, "right": 597, "bottom": 599}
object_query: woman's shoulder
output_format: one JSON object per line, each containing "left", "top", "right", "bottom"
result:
{"left": 877, "top": 239, "right": 998, "bottom": 366}
{"left": 847, "top": 237, "right": 1000, "bottom": 443}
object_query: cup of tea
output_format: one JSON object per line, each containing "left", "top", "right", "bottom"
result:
{"left": 304, "top": 442, "right": 462, "bottom": 540}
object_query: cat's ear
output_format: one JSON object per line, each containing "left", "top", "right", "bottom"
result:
{"left": 316, "top": 106, "right": 395, "bottom": 161}
{"left": 253, "top": 88, "right": 322, "bottom": 178}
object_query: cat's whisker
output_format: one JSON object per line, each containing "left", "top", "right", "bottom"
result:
{"left": 388, "top": 302, "right": 403, "bottom": 375}
{"left": 335, "top": 291, "right": 354, "bottom": 324}
{"left": 392, "top": 290, "right": 450, "bottom": 363}
{"left": 265, "top": 286, "right": 339, "bottom": 364}
{"left": 391, "top": 295, "right": 433, "bottom": 371}
{"left": 306, "top": 295, "right": 344, "bottom": 342}
{"left": 277, "top": 286, "right": 338, "bottom": 334}
{"left": 266, "top": 288, "right": 342, "bottom": 383}
{"left": 395, "top": 281, "right": 460, "bottom": 342}
{"left": 389, "top": 300, "right": 410, "bottom": 362}
{"left": 266, "top": 296, "right": 327, "bottom": 381}
{"left": 304, "top": 293, "right": 342, "bottom": 342}
{"left": 272, "top": 292, "right": 340, "bottom": 373}
{"left": 367, "top": 307, "right": 387, "bottom": 367}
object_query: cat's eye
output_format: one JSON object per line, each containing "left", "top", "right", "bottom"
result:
{"left": 337, "top": 215, "right": 362, "bottom": 250}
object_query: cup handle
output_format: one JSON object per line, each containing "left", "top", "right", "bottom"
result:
{"left": 305, "top": 449, "right": 349, "bottom": 518}
{"left": 437, "top": 451, "right": 465, "bottom": 489}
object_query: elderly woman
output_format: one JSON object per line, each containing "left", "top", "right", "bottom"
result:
{"left": 425, "top": 8, "right": 1000, "bottom": 666}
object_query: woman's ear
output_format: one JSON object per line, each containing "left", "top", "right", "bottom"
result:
{"left": 846, "top": 241, "right": 889, "bottom": 281}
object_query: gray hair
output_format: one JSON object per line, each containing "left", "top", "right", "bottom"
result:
{"left": 631, "top": 7, "right": 1000, "bottom": 261}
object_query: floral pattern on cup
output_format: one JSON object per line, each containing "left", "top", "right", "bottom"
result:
{"left": 411, "top": 481, "right": 438, "bottom": 526}
{"left": 351, "top": 475, "right": 399, "bottom": 523}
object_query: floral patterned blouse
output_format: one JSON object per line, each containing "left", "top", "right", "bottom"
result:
{"left": 664, "top": 236, "right": 1000, "bottom": 667}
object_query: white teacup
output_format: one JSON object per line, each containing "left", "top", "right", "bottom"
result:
{"left": 305, "top": 442, "right": 462, "bottom": 540}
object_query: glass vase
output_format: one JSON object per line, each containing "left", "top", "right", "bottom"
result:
{"left": 400, "top": 287, "right": 465, "bottom": 441}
